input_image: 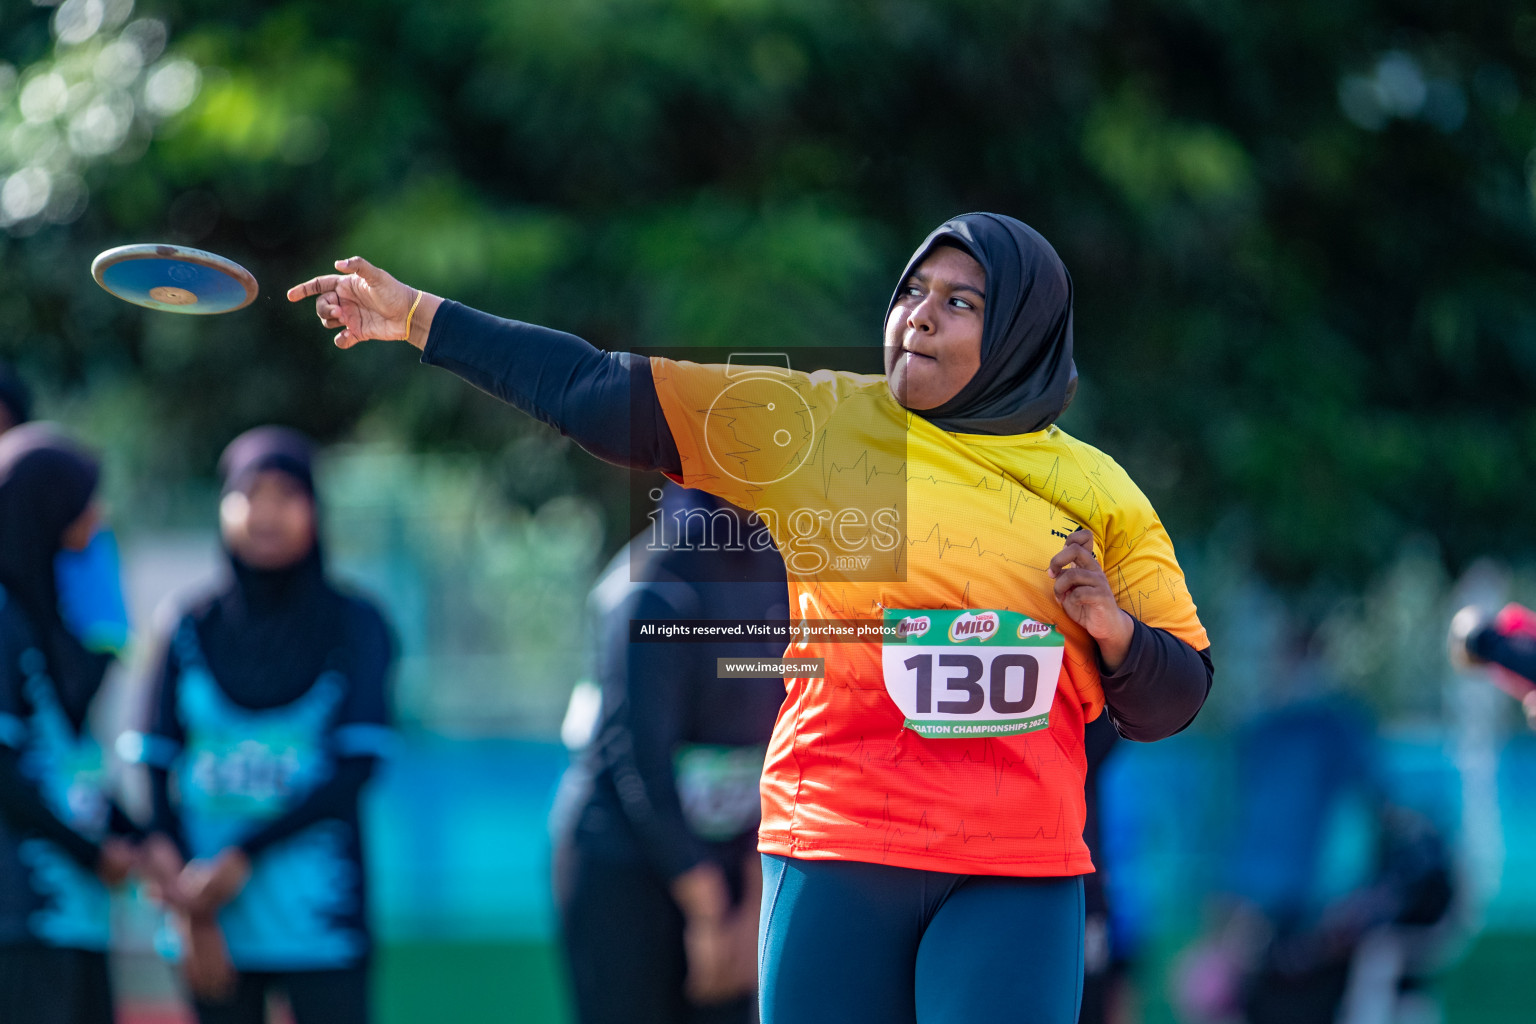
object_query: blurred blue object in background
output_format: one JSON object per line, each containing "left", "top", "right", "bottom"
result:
{"left": 56, "top": 529, "right": 131, "bottom": 655}
{"left": 368, "top": 737, "right": 567, "bottom": 942}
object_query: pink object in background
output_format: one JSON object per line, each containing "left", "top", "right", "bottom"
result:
{"left": 1486, "top": 602, "right": 1536, "bottom": 702}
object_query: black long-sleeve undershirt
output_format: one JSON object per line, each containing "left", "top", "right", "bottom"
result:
{"left": 423, "top": 300, "right": 1213, "bottom": 741}
{"left": 422, "top": 302, "right": 681, "bottom": 473}
{"left": 1098, "top": 618, "right": 1213, "bottom": 741}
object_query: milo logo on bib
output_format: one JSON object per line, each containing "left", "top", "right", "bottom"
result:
{"left": 1017, "top": 620, "right": 1053, "bottom": 640}
{"left": 882, "top": 609, "right": 1066, "bottom": 738}
{"left": 948, "top": 612, "right": 998, "bottom": 643}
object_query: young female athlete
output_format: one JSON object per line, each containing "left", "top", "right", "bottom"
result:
{"left": 291, "top": 212, "right": 1213, "bottom": 1023}
{"left": 0, "top": 425, "right": 138, "bottom": 1024}
{"left": 130, "top": 427, "right": 395, "bottom": 1024}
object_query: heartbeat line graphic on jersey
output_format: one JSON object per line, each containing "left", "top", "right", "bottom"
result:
{"left": 820, "top": 721, "right": 1079, "bottom": 796}
{"left": 698, "top": 382, "right": 816, "bottom": 486}
{"left": 1107, "top": 561, "right": 1190, "bottom": 622}
{"left": 649, "top": 355, "right": 1207, "bottom": 876}
{"left": 863, "top": 794, "right": 1073, "bottom": 857}
{"left": 905, "top": 521, "right": 1038, "bottom": 569}
{"left": 803, "top": 430, "right": 907, "bottom": 497}
{"left": 943, "top": 801, "right": 1069, "bottom": 845}
{"left": 873, "top": 797, "right": 943, "bottom": 855}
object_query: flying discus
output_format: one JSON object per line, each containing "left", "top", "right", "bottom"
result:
{"left": 91, "top": 243, "right": 259, "bottom": 314}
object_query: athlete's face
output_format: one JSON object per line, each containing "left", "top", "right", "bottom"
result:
{"left": 884, "top": 246, "right": 986, "bottom": 411}
{"left": 220, "top": 469, "right": 316, "bottom": 570}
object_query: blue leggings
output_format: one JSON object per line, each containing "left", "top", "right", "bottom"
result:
{"left": 758, "top": 855, "right": 1084, "bottom": 1024}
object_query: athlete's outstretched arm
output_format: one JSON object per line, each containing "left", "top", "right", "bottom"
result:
{"left": 288, "top": 259, "right": 681, "bottom": 473}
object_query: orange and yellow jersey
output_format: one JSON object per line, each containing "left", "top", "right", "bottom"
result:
{"left": 649, "top": 357, "right": 1207, "bottom": 876}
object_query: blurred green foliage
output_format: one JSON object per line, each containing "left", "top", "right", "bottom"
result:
{"left": 319, "top": 445, "right": 606, "bottom": 733}
{"left": 2, "top": 0, "right": 1535, "bottom": 599}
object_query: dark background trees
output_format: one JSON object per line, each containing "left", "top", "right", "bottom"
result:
{"left": 3, "top": 0, "right": 1534, "bottom": 597}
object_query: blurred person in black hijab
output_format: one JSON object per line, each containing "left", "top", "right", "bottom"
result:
{"left": 552, "top": 483, "right": 790, "bottom": 1024}
{"left": 0, "top": 424, "right": 139, "bottom": 1024}
{"left": 126, "top": 426, "right": 395, "bottom": 1024}
{"left": 0, "top": 361, "right": 131, "bottom": 662}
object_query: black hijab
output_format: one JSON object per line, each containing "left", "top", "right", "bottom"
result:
{"left": 887, "top": 212, "right": 1078, "bottom": 436}
{"left": 196, "top": 426, "right": 344, "bottom": 710}
{"left": 0, "top": 423, "right": 110, "bottom": 728}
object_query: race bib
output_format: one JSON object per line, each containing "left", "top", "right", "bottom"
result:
{"left": 882, "top": 609, "right": 1065, "bottom": 738}
{"left": 674, "top": 744, "right": 766, "bottom": 841}
{"left": 175, "top": 664, "right": 342, "bottom": 824}
{"left": 185, "top": 734, "right": 307, "bottom": 818}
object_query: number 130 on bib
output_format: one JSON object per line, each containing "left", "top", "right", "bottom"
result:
{"left": 881, "top": 609, "right": 1066, "bottom": 738}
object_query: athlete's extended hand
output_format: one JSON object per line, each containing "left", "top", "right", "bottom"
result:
{"left": 1048, "top": 528, "right": 1135, "bottom": 672}
{"left": 179, "top": 847, "right": 252, "bottom": 918}
{"left": 286, "top": 257, "right": 441, "bottom": 351}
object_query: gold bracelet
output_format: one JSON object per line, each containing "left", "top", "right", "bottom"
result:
{"left": 402, "top": 289, "right": 424, "bottom": 342}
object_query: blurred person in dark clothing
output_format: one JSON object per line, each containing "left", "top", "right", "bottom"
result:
{"left": 0, "top": 362, "right": 131, "bottom": 662}
{"left": 1451, "top": 602, "right": 1536, "bottom": 726}
{"left": 0, "top": 424, "right": 139, "bottom": 1024}
{"left": 125, "top": 427, "right": 395, "bottom": 1024}
{"left": 1079, "top": 714, "right": 1126, "bottom": 1024}
{"left": 0, "top": 363, "right": 33, "bottom": 432}
{"left": 1234, "top": 699, "right": 1450, "bottom": 1024}
{"left": 552, "top": 483, "right": 789, "bottom": 1024}
{"left": 1176, "top": 669, "right": 1452, "bottom": 1024}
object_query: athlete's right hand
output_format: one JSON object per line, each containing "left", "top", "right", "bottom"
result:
{"left": 286, "top": 257, "right": 441, "bottom": 351}
{"left": 1048, "top": 528, "right": 1135, "bottom": 671}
